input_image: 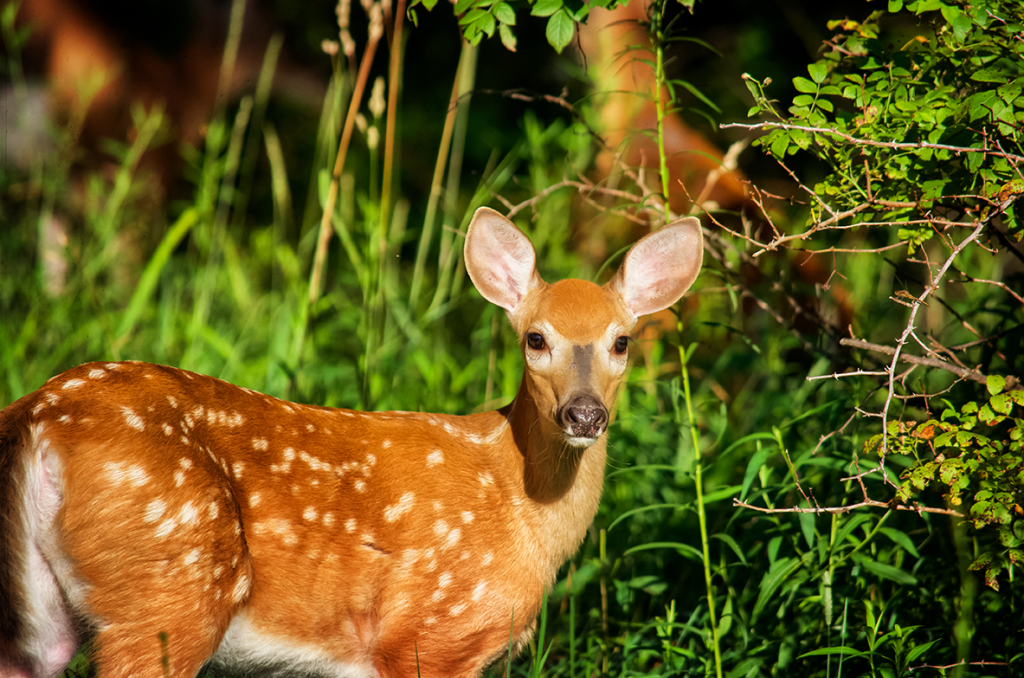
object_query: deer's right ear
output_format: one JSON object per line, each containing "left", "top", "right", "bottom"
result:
{"left": 611, "top": 216, "right": 704, "bottom": 317}
{"left": 464, "top": 208, "right": 542, "bottom": 312}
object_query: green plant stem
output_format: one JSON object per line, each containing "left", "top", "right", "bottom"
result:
{"left": 365, "top": 0, "right": 406, "bottom": 406}
{"left": 653, "top": 0, "right": 671, "bottom": 221}
{"left": 379, "top": 0, "right": 406, "bottom": 252}
{"left": 409, "top": 45, "right": 465, "bottom": 309}
{"left": 678, "top": 334, "right": 723, "bottom": 678}
{"left": 427, "top": 41, "right": 479, "bottom": 316}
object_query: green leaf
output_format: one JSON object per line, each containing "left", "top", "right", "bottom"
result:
{"left": 793, "top": 76, "right": 817, "bottom": 94}
{"left": 853, "top": 554, "right": 918, "bottom": 585}
{"left": 753, "top": 556, "right": 807, "bottom": 620}
{"left": 879, "top": 527, "right": 920, "bottom": 558}
{"left": 799, "top": 646, "right": 867, "bottom": 659}
{"left": 712, "top": 533, "right": 748, "bottom": 566}
{"left": 808, "top": 62, "right": 827, "bottom": 84}
{"left": 940, "top": 5, "right": 971, "bottom": 42}
{"left": 530, "top": 0, "right": 562, "bottom": 17}
{"left": 972, "top": 69, "right": 1010, "bottom": 84}
{"left": 987, "top": 374, "right": 1006, "bottom": 395}
{"left": 905, "top": 639, "right": 941, "bottom": 662}
{"left": 742, "top": 446, "right": 771, "bottom": 500}
{"left": 493, "top": 1, "right": 516, "bottom": 24}
{"left": 117, "top": 209, "right": 199, "bottom": 341}
{"left": 545, "top": 9, "right": 574, "bottom": 52}
{"left": 770, "top": 133, "right": 790, "bottom": 158}
{"left": 888, "top": 0, "right": 903, "bottom": 10}
{"left": 498, "top": 22, "right": 517, "bottom": 51}
{"left": 623, "top": 541, "right": 704, "bottom": 562}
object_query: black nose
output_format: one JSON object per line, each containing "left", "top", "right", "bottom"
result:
{"left": 559, "top": 394, "right": 609, "bottom": 440}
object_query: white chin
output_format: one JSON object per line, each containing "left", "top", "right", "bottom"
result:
{"left": 564, "top": 434, "right": 600, "bottom": 448}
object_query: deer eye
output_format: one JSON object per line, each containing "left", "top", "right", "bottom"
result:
{"left": 613, "top": 336, "right": 630, "bottom": 355}
{"left": 527, "top": 333, "right": 546, "bottom": 351}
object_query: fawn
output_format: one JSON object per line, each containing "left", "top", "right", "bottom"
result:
{"left": 0, "top": 207, "right": 703, "bottom": 678}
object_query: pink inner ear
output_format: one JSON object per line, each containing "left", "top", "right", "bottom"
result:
{"left": 465, "top": 209, "right": 538, "bottom": 312}
{"left": 616, "top": 218, "right": 703, "bottom": 317}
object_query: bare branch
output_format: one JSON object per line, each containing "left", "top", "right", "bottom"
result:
{"left": 733, "top": 497, "right": 963, "bottom": 517}
{"left": 839, "top": 338, "right": 992, "bottom": 385}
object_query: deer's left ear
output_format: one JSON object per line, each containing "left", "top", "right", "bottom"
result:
{"left": 610, "top": 217, "right": 703, "bottom": 317}
{"left": 464, "top": 208, "right": 543, "bottom": 313}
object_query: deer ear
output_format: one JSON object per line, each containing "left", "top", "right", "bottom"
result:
{"left": 464, "top": 208, "right": 542, "bottom": 312}
{"left": 610, "top": 217, "right": 703, "bottom": 317}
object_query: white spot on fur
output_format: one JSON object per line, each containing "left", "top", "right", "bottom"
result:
{"left": 143, "top": 498, "right": 167, "bottom": 523}
{"left": 167, "top": 396, "right": 179, "bottom": 409}
{"left": 478, "top": 472, "right": 494, "bottom": 487}
{"left": 58, "top": 414, "right": 73, "bottom": 424}
{"left": 252, "top": 438, "right": 269, "bottom": 451}
{"left": 249, "top": 492, "right": 262, "bottom": 508}
{"left": 179, "top": 501, "right": 199, "bottom": 526}
{"left": 450, "top": 602, "right": 468, "bottom": 616}
{"left": 382, "top": 439, "right": 392, "bottom": 449}
{"left": 104, "top": 461, "right": 150, "bottom": 487}
{"left": 62, "top": 379, "right": 85, "bottom": 390}
{"left": 427, "top": 450, "right": 444, "bottom": 467}
{"left": 461, "top": 511, "right": 474, "bottom": 523}
{"left": 183, "top": 548, "right": 202, "bottom": 566}
{"left": 482, "top": 552, "right": 494, "bottom": 566}
{"left": 323, "top": 512, "right": 335, "bottom": 528}
{"left": 384, "top": 492, "right": 416, "bottom": 523}
{"left": 444, "top": 529, "right": 462, "bottom": 549}
{"left": 208, "top": 501, "right": 219, "bottom": 520}
{"left": 232, "top": 571, "right": 251, "bottom": 603}
{"left": 174, "top": 470, "right": 186, "bottom": 487}
{"left": 155, "top": 517, "right": 177, "bottom": 538}
{"left": 303, "top": 506, "right": 318, "bottom": 522}
{"left": 89, "top": 368, "right": 107, "bottom": 379}
{"left": 434, "top": 520, "right": 449, "bottom": 538}
{"left": 354, "top": 480, "right": 366, "bottom": 493}
{"left": 233, "top": 462, "right": 244, "bottom": 479}
{"left": 253, "top": 519, "right": 296, "bottom": 545}
{"left": 472, "top": 581, "right": 487, "bottom": 600}
{"left": 162, "top": 423, "right": 173, "bottom": 437}
{"left": 345, "top": 518, "right": 357, "bottom": 533}
{"left": 121, "top": 407, "right": 145, "bottom": 431}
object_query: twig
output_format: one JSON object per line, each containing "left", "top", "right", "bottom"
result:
{"left": 733, "top": 498, "right": 963, "bottom": 517}
{"left": 909, "top": 659, "right": 1008, "bottom": 671}
{"left": 310, "top": 4, "right": 384, "bottom": 307}
{"left": 838, "top": 338, "right": 1001, "bottom": 386}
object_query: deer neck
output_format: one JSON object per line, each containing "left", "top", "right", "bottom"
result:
{"left": 501, "top": 379, "right": 607, "bottom": 566}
